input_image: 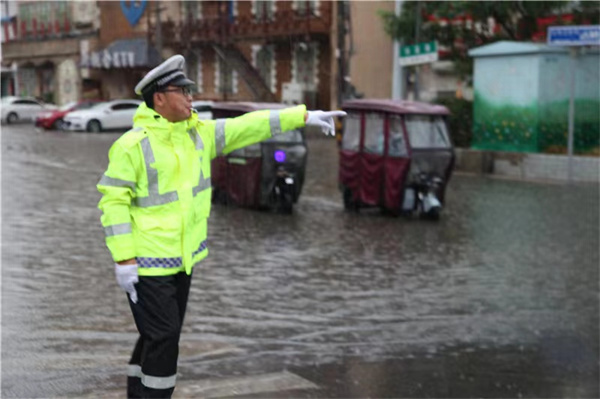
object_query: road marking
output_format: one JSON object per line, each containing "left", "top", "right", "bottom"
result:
{"left": 174, "top": 371, "right": 319, "bottom": 398}
{"left": 178, "top": 340, "right": 247, "bottom": 361}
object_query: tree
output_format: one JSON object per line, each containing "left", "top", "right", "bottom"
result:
{"left": 380, "top": 1, "right": 598, "bottom": 79}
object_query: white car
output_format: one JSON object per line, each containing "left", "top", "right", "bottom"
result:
{"left": 192, "top": 100, "right": 213, "bottom": 120}
{"left": 63, "top": 99, "right": 141, "bottom": 132}
{"left": 1, "top": 96, "right": 57, "bottom": 124}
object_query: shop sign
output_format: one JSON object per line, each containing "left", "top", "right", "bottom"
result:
{"left": 81, "top": 49, "right": 136, "bottom": 69}
{"left": 399, "top": 41, "right": 438, "bottom": 66}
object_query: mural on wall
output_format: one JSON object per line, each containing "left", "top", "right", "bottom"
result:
{"left": 537, "top": 100, "right": 600, "bottom": 154}
{"left": 472, "top": 53, "right": 599, "bottom": 154}
{"left": 472, "top": 55, "right": 540, "bottom": 152}
{"left": 537, "top": 54, "right": 600, "bottom": 154}
{"left": 473, "top": 94, "right": 539, "bottom": 152}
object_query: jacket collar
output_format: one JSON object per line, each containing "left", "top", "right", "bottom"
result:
{"left": 133, "top": 103, "right": 198, "bottom": 142}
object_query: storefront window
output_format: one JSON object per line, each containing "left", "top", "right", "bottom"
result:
{"left": 293, "top": 42, "right": 318, "bottom": 91}
{"left": 187, "top": 51, "right": 203, "bottom": 94}
{"left": 255, "top": 45, "right": 275, "bottom": 93}
{"left": 215, "top": 57, "right": 238, "bottom": 96}
{"left": 18, "top": 68, "right": 37, "bottom": 97}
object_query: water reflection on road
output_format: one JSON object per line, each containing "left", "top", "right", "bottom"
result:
{"left": 2, "top": 125, "right": 598, "bottom": 398}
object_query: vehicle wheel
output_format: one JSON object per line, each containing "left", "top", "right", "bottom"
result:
{"left": 426, "top": 207, "right": 441, "bottom": 221}
{"left": 279, "top": 192, "right": 293, "bottom": 214}
{"left": 6, "top": 112, "right": 18, "bottom": 124}
{"left": 53, "top": 119, "right": 64, "bottom": 131}
{"left": 416, "top": 200, "right": 425, "bottom": 219}
{"left": 417, "top": 202, "right": 440, "bottom": 221}
{"left": 211, "top": 188, "right": 227, "bottom": 205}
{"left": 343, "top": 187, "right": 358, "bottom": 212}
{"left": 86, "top": 120, "right": 102, "bottom": 133}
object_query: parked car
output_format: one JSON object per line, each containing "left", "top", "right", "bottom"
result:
{"left": 192, "top": 100, "right": 213, "bottom": 120}
{"left": 1, "top": 96, "right": 57, "bottom": 124}
{"left": 63, "top": 99, "right": 142, "bottom": 132}
{"left": 35, "top": 99, "right": 103, "bottom": 130}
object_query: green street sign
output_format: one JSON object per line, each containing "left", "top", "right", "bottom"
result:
{"left": 399, "top": 41, "right": 438, "bottom": 66}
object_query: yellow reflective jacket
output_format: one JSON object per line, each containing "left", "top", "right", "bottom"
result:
{"left": 98, "top": 103, "right": 307, "bottom": 276}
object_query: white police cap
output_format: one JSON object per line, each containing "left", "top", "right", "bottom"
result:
{"left": 134, "top": 54, "right": 195, "bottom": 96}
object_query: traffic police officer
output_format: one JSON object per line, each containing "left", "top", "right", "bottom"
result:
{"left": 97, "top": 54, "right": 345, "bottom": 398}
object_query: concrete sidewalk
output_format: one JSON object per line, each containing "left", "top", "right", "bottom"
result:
{"left": 454, "top": 148, "right": 599, "bottom": 183}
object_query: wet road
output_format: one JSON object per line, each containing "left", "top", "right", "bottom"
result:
{"left": 2, "top": 124, "right": 598, "bottom": 398}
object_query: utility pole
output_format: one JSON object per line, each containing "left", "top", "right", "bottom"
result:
{"left": 392, "top": 0, "right": 403, "bottom": 100}
{"left": 413, "top": 0, "right": 422, "bottom": 101}
{"left": 155, "top": 1, "right": 163, "bottom": 61}
{"left": 337, "top": 1, "right": 347, "bottom": 105}
{"left": 567, "top": 47, "right": 577, "bottom": 182}
{"left": 345, "top": 1, "right": 354, "bottom": 98}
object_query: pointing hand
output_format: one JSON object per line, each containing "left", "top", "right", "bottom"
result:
{"left": 305, "top": 110, "right": 347, "bottom": 136}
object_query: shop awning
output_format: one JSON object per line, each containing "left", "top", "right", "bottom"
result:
{"left": 1, "top": 60, "right": 17, "bottom": 74}
{"left": 81, "top": 38, "right": 160, "bottom": 69}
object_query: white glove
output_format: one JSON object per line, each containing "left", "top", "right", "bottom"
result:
{"left": 114, "top": 263, "right": 139, "bottom": 304}
{"left": 305, "top": 110, "right": 347, "bottom": 136}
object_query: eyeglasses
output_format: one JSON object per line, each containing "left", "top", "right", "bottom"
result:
{"left": 160, "top": 87, "right": 192, "bottom": 96}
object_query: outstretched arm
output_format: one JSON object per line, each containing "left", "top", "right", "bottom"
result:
{"left": 206, "top": 106, "right": 347, "bottom": 160}
{"left": 208, "top": 105, "right": 307, "bottom": 159}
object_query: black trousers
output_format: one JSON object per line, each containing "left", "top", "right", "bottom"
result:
{"left": 127, "top": 272, "right": 192, "bottom": 399}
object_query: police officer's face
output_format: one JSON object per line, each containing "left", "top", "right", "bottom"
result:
{"left": 155, "top": 85, "right": 193, "bottom": 122}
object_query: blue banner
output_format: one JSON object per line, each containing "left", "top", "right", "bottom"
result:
{"left": 120, "top": 0, "right": 147, "bottom": 27}
{"left": 547, "top": 25, "right": 600, "bottom": 46}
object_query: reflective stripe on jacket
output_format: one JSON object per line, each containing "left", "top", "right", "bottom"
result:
{"left": 98, "top": 103, "right": 307, "bottom": 276}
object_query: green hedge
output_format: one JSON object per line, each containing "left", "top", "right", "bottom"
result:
{"left": 434, "top": 97, "right": 473, "bottom": 148}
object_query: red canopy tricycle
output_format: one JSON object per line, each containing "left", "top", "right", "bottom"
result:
{"left": 339, "top": 99, "right": 455, "bottom": 219}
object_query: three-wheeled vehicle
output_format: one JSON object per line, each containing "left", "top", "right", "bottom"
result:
{"left": 211, "top": 102, "right": 308, "bottom": 213}
{"left": 339, "top": 99, "right": 455, "bottom": 220}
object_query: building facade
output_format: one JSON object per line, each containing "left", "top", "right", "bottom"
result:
{"left": 2, "top": 0, "right": 343, "bottom": 108}
{"left": 150, "top": 1, "right": 338, "bottom": 109}
{"left": 80, "top": 1, "right": 160, "bottom": 101}
{"left": 347, "top": 1, "right": 394, "bottom": 99}
{"left": 1, "top": 0, "right": 100, "bottom": 104}
{"left": 2, "top": 0, "right": 434, "bottom": 108}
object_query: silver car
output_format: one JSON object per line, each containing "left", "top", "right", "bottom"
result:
{"left": 1, "top": 96, "right": 57, "bottom": 124}
{"left": 63, "top": 99, "right": 141, "bottom": 132}
{"left": 192, "top": 100, "right": 213, "bottom": 120}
